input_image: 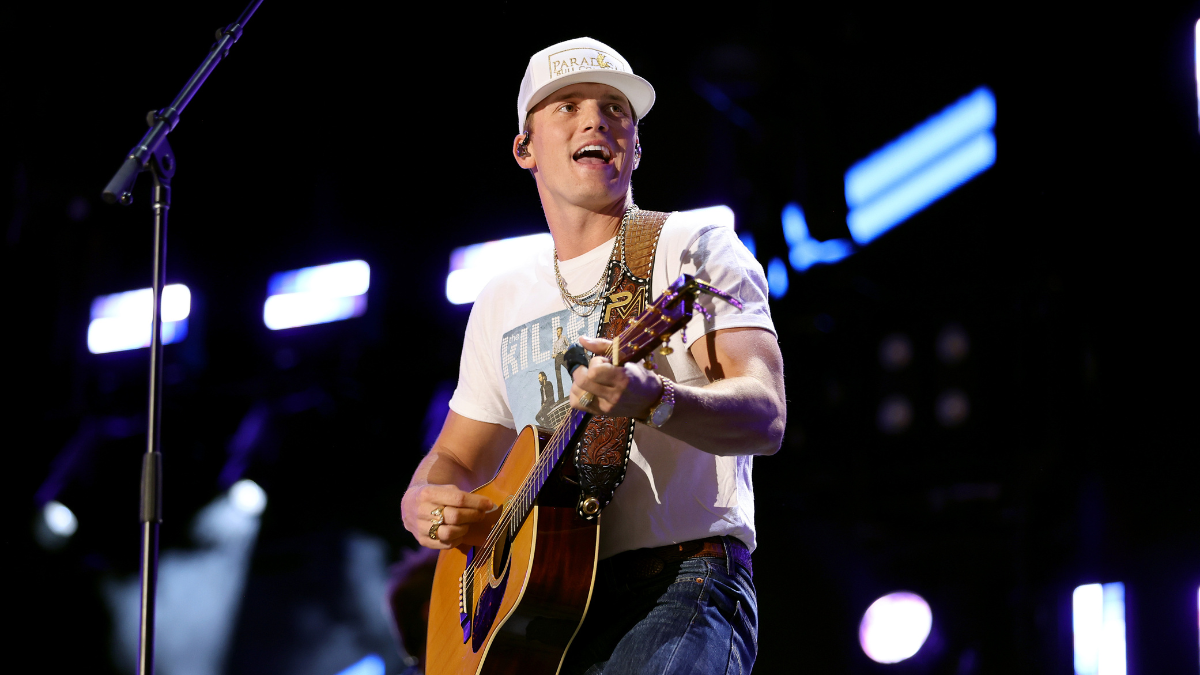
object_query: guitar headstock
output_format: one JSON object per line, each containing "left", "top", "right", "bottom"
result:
{"left": 610, "top": 274, "right": 743, "bottom": 366}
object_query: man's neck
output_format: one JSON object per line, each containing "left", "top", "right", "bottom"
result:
{"left": 539, "top": 190, "right": 626, "bottom": 261}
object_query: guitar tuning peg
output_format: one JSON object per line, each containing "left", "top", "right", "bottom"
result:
{"left": 643, "top": 352, "right": 658, "bottom": 370}
{"left": 657, "top": 332, "right": 674, "bottom": 356}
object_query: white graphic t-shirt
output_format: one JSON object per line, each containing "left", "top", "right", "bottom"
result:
{"left": 448, "top": 209, "right": 776, "bottom": 558}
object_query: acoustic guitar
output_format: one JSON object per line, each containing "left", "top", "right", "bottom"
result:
{"left": 426, "top": 274, "right": 741, "bottom": 675}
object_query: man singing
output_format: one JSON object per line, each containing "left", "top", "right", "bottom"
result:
{"left": 401, "top": 37, "right": 786, "bottom": 673}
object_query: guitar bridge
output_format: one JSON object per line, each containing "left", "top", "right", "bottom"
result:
{"left": 459, "top": 548, "right": 475, "bottom": 643}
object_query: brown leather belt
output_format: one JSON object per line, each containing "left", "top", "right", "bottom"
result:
{"left": 609, "top": 536, "right": 753, "bottom": 581}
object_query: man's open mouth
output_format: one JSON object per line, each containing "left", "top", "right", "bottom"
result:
{"left": 573, "top": 143, "right": 613, "bottom": 164}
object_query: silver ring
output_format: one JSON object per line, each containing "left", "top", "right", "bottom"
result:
{"left": 578, "top": 392, "right": 595, "bottom": 408}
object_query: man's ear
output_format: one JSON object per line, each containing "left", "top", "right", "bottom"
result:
{"left": 632, "top": 132, "right": 642, "bottom": 170}
{"left": 513, "top": 132, "right": 535, "bottom": 169}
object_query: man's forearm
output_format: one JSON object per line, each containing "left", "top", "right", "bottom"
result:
{"left": 659, "top": 375, "right": 785, "bottom": 456}
{"left": 408, "top": 446, "right": 485, "bottom": 494}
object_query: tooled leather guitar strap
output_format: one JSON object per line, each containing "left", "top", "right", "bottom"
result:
{"left": 573, "top": 208, "right": 670, "bottom": 520}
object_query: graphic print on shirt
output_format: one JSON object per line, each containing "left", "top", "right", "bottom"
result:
{"left": 500, "top": 308, "right": 602, "bottom": 431}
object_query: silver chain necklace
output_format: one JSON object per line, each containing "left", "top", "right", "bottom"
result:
{"left": 553, "top": 205, "right": 638, "bottom": 317}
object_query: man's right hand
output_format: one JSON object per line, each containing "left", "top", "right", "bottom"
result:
{"left": 402, "top": 483, "right": 498, "bottom": 550}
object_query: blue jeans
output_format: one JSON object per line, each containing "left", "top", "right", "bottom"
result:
{"left": 561, "top": 543, "right": 758, "bottom": 675}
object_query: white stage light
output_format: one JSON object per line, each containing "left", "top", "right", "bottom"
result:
{"left": 43, "top": 500, "right": 78, "bottom": 537}
{"left": 859, "top": 591, "right": 933, "bottom": 664}
{"left": 682, "top": 204, "right": 735, "bottom": 230}
{"left": 264, "top": 260, "right": 370, "bottom": 330}
{"left": 445, "top": 206, "right": 737, "bottom": 305}
{"left": 445, "top": 233, "right": 553, "bottom": 305}
{"left": 1073, "top": 582, "right": 1126, "bottom": 675}
{"left": 88, "top": 284, "right": 191, "bottom": 354}
{"left": 229, "top": 479, "right": 267, "bottom": 516}
{"left": 104, "top": 490, "right": 265, "bottom": 675}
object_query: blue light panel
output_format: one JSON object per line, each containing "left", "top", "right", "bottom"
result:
{"left": 781, "top": 202, "right": 853, "bottom": 271}
{"left": 334, "top": 654, "right": 385, "bottom": 675}
{"left": 263, "top": 260, "right": 370, "bottom": 330}
{"left": 738, "top": 232, "right": 757, "bottom": 258}
{"left": 845, "top": 87, "right": 997, "bottom": 244}
{"left": 767, "top": 257, "right": 789, "bottom": 299}
{"left": 87, "top": 284, "right": 191, "bottom": 354}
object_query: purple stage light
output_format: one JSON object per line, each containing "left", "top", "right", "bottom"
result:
{"left": 859, "top": 591, "right": 933, "bottom": 664}
{"left": 935, "top": 389, "right": 970, "bottom": 427}
{"left": 936, "top": 323, "right": 970, "bottom": 364}
{"left": 879, "top": 333, "right": 914, "bottom": 372}
{"left": 877, "top": 395, "right": 914, "bottom": 434}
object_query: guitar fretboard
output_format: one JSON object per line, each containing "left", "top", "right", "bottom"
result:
{"left": 505, "top": 408, "right": 587, "bottom": 537}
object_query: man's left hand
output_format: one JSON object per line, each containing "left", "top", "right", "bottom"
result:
{"left": 570, "top": 335, "right": 662, "bottom": 419}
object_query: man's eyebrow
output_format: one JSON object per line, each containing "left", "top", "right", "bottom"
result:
{"left": 548, "top": 90, "right": 631, "bottom": 105}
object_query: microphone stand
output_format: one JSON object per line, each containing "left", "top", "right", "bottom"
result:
{"left": 101, "top": 3, "right": 264, "bottom": 673}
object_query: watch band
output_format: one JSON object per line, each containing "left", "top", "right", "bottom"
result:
{"left": 641, "top": 375, "right": 675, "bottom": 428}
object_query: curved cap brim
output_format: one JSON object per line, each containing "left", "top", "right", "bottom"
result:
{"left": 523, "top": 70, "right": 655, "bottom": 128}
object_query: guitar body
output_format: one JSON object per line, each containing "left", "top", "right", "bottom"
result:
{"left": 427, "top": 425, "right": 600, "bottom": 675}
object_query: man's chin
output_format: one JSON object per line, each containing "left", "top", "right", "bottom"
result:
{"left": 563, "top": 183, "right": 629, "bottom": 212}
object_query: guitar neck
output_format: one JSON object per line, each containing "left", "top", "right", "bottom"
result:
{"left": 503, "top": 408, "right": 589, "bottom": 537}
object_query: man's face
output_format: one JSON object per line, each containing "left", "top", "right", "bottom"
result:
{"left": 520, "top": 83, "right": 637, "bottom": 212}
{"left": 556, "top": 327, "right": 563, "bottom": 336}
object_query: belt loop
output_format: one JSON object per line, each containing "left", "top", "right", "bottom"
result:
{"left": 721, "top": 536, "right": 733, "bottom": 575}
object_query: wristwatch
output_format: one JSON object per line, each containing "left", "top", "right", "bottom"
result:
{"left": 641, "top": 375, "right": 676, "bottom": 429}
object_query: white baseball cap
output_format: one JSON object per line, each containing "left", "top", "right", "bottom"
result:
{"left": 516, "top": 37, "right": 656, "bottom": 132}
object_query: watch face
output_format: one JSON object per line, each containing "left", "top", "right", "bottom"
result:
{"left": 650, "top": 401, "right": 674, "bottom": 427}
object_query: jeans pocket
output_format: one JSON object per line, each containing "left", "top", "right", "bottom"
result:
{"left": 725, "top": 600, "right": 757, "bottom": 675}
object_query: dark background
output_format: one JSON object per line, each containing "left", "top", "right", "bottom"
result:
{"left": 6, "top": 2, "right": 1198, "bottom": 673}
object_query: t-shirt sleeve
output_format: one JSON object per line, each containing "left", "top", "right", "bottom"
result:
{"left": 657, "top": 216, "right": 776, "bottom": 342}
{"left": 447, "top": 292, "right": 517, "bottom": 430}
